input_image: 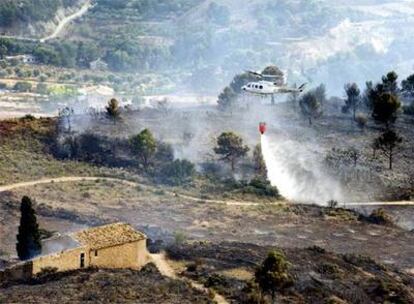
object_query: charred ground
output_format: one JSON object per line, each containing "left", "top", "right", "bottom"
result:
{"left": 0, "top": 263, "right": 213, "bottom": 304}
{"left": 167, "top": 242, "right": 414, "bottom": 304}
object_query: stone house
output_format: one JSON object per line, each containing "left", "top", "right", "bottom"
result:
{"left": 0, "top": 223, "right": 148, "bottom": 281}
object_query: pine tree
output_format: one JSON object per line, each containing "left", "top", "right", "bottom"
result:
{"left": 343, "top": 83, "right": 361, "bottom": 120}
{"left": 255, "top": 250, "right": 293, "bottom": 302}
{"left": 16, "top": 196, "right": 41, "bottom": 260}
{"left": 214, "top": 132, "right": 249, "bottom": 172}
{"left": 217, "top": 86, "right": 237, "bottom": 110}
{"left": 299, "top": 91, "right": 322, "bottom": 126}
{"left": 106, "top": 98, "right": 121, "bottom": 124}
{"left": 372, "top": 93, "right": 401, "bottom": 129}
{"left": 382, "top": 71, "right": 399, "bottom": 95}
{"left": 373, "top": 129, "right": 403, "bottom": 170}
{"left": 129, "top": 129, "right": 157, "bottom": 172}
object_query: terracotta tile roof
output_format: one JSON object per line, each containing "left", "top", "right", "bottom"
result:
{"left": 74, "top": 223, "right": 146, "bottom": 250}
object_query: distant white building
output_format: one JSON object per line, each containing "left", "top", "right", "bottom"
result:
{"left": 89, "top": 58, "right": 108, "bottom": 71}
{"left": 5, "top": 54, "right": 36, "bottom": 64}
{"left": 78, "top": 85, "right": 114, "bottom": 97}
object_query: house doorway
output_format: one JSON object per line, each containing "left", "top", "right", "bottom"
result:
{"left": 80, "top": 253, "right": 85, "bottom": 268}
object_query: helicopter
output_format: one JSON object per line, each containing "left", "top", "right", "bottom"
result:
{"left": 241, "top": 70, "right": 306, "bottom": 103}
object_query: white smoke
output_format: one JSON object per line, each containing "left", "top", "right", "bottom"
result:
{"left": 261, "top": 134, "right": 344, "bottom": 204}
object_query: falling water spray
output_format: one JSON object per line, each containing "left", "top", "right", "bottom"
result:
{"left": 260, "top": 133, "right": 344, "bottom": 204}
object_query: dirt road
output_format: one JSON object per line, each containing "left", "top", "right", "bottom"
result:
{"left": 151, "top": 252, "right": 229, "bottom": 304}
{"left": 40, "top": 0, "right": 92, "bottom": 42}
{"left": 0, "top": 176, "right": 275, "bottom": 207}
{"left": 345, "top": 202, "right": 414, "bottom": 206}
{"left": 0, "top": 177, "right": 137, "bottom": 193}
{"left": 0, "top": 176, "right": 412, "bottom": 207}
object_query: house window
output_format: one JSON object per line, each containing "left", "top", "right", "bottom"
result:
{"left": 80, "top": 253, "right": 85, "bottom": 268}
{"left": 94, "top": 250, "right": 98, "bottom": 257}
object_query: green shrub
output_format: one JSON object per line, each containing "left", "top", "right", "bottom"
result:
{"left": 255, "top": 250, "right": 293, "bottom": 301}
{"left": 317, "top": 263, "right": 340, "bottom": 276}
{"left": 13, "top": 81, "right": 32, "bottom": 92}
{"left": 242, "top": 281, "right": 268, "bottom": 304}
{"left": 307, "top": 245, "right": 326, "bottom": 254}
{"left": 205, "top": 274, "right": 229, "bottom": 288}
{"left": 364, "top": 208, "right": 394, "bottom": 226}
{"left": 157, "top": 159, "right": 195, "bottom": 186}
{"left": 343, "top": 253, "right": 385, "bottom": 270}
{"left": 186, "top": 258, "right": 203, "bottom": 272}
{"left": 174, "top": 231, "right": 187, "bottom": 245}
{"left": 243, "top": 178, "right": 280, "bottom": 198}
{"left": 355, "top": 113, "right": 368, "bottom": 129}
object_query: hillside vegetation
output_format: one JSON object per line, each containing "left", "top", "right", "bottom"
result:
{"left": 0, "top": 117, "right": 120, "bottom": 185}
{"left": 0, "top": 0, "right": 80, "bottom": 27}
{"left": 1, "top": 0, "right": 414, "bottom": 94}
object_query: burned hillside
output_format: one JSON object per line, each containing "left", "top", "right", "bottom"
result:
{"left": 167, "top": 242, "right": 414, "bottom": 304}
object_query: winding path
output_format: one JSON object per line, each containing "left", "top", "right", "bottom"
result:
{"left": 0, "top": 177, "right": 136, "bottom": 193}
{"left": 0, "top": 176, "right": 412, "bottom": 207}
{"left": 40, "top": 0, "right": 92, "bottom": 43}
{"left": 151, "top": 252, "right": 229, "bottom": 304}
{"left": 0, "top": 0, "right": 92, "bottom": 43}
{"left": 0, "top": 176, "right": 272, "bottom": 206}
{"left": 345, "top": 201, "right": 414, "bottom": 207}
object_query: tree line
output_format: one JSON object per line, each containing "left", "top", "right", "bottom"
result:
{"left": 294, "top": 71, "right": 409, "bottom": 170}
{"left": 57, "top": 98, "right": 277, "bottom": 197}
{"left": 340, "top": 71, "right": 408, "bottom": 170}
{"left": 218, "top": 67, "right": 412, "bottom": 171}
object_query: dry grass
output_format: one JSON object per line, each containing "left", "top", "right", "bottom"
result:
{"left": 0, "top": 118, "right": 133, "bottom": 185}
{"left": 217, "top": 267, "right": 254, "bottom": 281}
{"left": 0, "top": 144, "right": 104, "bottom": 185}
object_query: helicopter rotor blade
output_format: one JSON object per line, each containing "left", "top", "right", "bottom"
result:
{"left": 246, "top": 70, "right": 263, "bottom": 78}
{"left": 298, "top": 83, "right": 307, "bottom": 91}
{"left": 262, "top": 74, "right": 282, "bottom": 79}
